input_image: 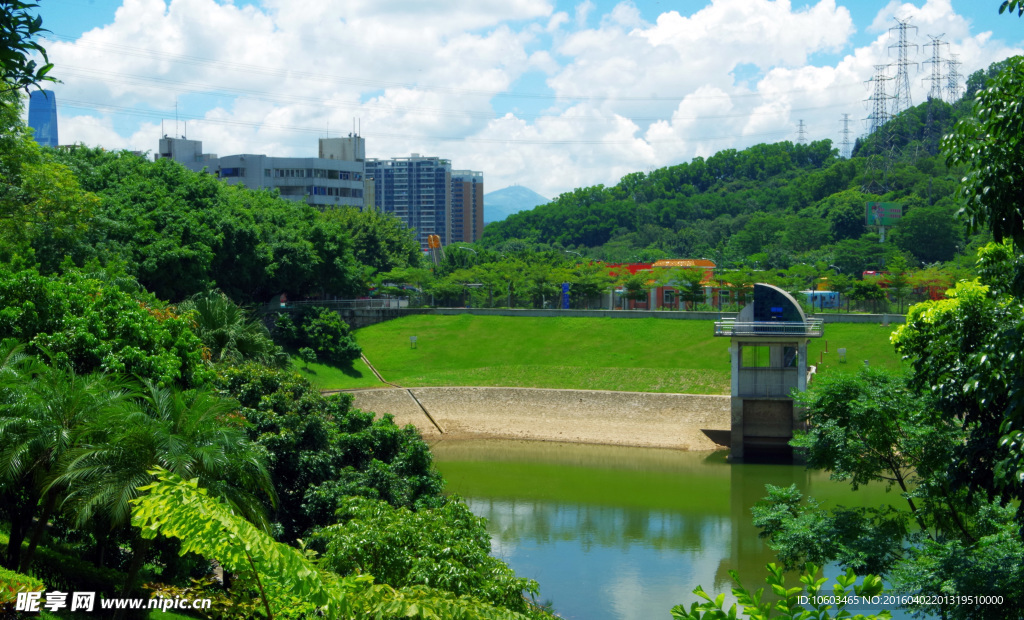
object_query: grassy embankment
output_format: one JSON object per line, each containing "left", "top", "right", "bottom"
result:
{"left": 306, "top": 315, "right": 904, "bottom": 394}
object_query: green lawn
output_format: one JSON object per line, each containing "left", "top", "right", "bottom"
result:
{"left": 807, "top": 322, "right": 906, "bottom": 376}
{"left": 287, "top": 354, "right": 384, "bottom": 389}
{"left": 314, "top": 315, "right": 904, "bottom": 394}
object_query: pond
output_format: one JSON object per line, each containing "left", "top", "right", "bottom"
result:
{"left": 432, "top": 439, "right": 908, "bottom": 620}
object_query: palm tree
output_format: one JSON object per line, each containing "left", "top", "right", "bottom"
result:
{"left": 0, "top": 353, "right": 137, "bottom": 571}
{"left": 55, "top": 380, "right": 275, "bottom": 595}
{"left": 178, "top": 290, "right": 286, "bottom": 368}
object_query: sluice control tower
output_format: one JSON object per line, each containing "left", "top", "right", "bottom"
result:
{"left": 714, "top": 284, "right": 823, "bottom": 461}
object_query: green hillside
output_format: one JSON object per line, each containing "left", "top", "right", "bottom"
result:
{"left": 340, "top": 315, "right": 903, "bottom": 394}
{"left": 476, "top": 70, "right": 1016, "bottom": 273}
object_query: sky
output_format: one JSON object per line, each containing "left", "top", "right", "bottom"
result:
{"left": 28, "top": 0, "right": 1024, "bottom": 200}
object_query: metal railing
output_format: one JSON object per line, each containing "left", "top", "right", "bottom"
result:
{"left": 714, "top": 318, "right": 823, "bottom": 337}
{"left": 275, "top": 298, "right": 409, "bottom": 310}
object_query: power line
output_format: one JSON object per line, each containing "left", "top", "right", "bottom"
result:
{"left": 47, "top": 33, "right": 866, "bottom": 104}
{"left": 55, "top": 98, "right": 796, "bottom": 146}
{"left": 56, "top": 65, "right": 856, "bottom": 125}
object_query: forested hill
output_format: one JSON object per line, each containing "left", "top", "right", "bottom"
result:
{"left": 480, "top": 95, "right": 981, "bottom": 273}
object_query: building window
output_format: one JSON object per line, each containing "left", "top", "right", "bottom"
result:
{"left": 220, "top": 168, "right": 244, "bottom": 178}
{"left": 741, "top": 345, "right": 770, "bottom": 368}
{"left": 663, "top": 290, "right": 674, "bottom": 306}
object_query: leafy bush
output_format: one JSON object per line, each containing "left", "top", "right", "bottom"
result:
{"left": 315, "top": 496, "right": 541, "bottom": 614}
{"left": 270, "top": 308, "right": 361, "bottom": 367}
{"left": 214, "top": 364, "right": 442, "bottom": 541}
{"left": 0, "top": 565, "right": 44, "bottom": 610}
{"left": 672, "top": 563, "right": 891, "bottom": 620}
{"left": 0, "top": 264, "right": 210, "bottom": 387}
{"left": 133, "top": 470, "right": 548, "bottom": 620}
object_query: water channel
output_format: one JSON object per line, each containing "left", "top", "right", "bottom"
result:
{"left": 432, "top": 439, "right": 909, "bottom": 620}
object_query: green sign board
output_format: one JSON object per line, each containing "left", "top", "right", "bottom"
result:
{"left": 865, "top": 201, "right": 902, "bottom": 226}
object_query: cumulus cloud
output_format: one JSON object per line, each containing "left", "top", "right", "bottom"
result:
{"left": 41, "top": 0, "right": 1024, "bottom": 199}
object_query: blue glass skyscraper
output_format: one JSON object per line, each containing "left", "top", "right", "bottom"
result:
{"left": 28, "top": 90, "right": 58, "bottom": 148}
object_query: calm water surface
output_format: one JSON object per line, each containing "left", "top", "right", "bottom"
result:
{"left": 432, "top": 440, "right": 907, "bottom": 620}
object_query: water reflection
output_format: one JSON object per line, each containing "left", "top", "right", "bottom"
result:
{"left": 433, "top": 439, "right": 904, "bottom": 620}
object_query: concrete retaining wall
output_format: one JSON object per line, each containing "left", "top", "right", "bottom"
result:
{"left": 351, "top": 387, "right": 731, "bottom": 451}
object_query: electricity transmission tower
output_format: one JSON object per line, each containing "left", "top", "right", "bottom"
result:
{"left": 888, "top": 17, "right": 919, "bottom": 117}
{"left": 923, "top": 34, "right": 948, "bottom": 100}
{"left": 796, "top": 120, "right": 807, "bottom": 144}
{"left": 866, "top": 64, "right": 894, "bottom": 135}
{"left": 946, "top": 54, "right": 964, "bottom": 103}
{"left": 921, "top": 34, "right": 949, "bottom": 156}
{"left": 863, "top": 65, "right": 895, "bottom": 194}
{"left": 840, "top": 113, "right": 852, "bottom": 159}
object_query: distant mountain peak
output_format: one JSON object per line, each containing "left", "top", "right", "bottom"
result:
{"left": 484, "top": 186, "right": 549, "bottom": 224}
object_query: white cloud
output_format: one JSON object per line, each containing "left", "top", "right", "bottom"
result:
{"left": 39, "top": 0, "right": 1024, "bottom": 201}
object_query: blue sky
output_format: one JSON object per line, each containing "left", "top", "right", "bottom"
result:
{"left": 31, "top": 0, "right": 1024, "bottom": 198}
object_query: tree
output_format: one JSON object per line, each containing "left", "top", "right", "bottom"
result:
{"left": 0, "top": 359, "right": 137, "bottom": 571}
{"left": 214, "top": 364, "right": 443, "bottom": 541}
{"left": 672, "top": 563, "right": 890, "bottom": 620}
{"left": 0, "top": 264, "right": 211, "bottom": 388}
{"left": 755, "top": 365, "right": 1024, "bottom": 620}
{"left": 177, "top": 290, "right": 286, "bottom": 368}
{"left": 55, "top": 381, "right": 275, "bottom": 595}
{"left": 826, "top": 272, "right": 853, "bottom": 312}
{"left": 132, "top": 470, "right": 544, "bottom": 620}
{"left": 0, "top": 1, "right": 55, "bottom": 92}
{"left": 298, "top": 347, "right": 316, "bottom": 371}
{"left": 884, "top": 255, "right": 912, "bottom": 314}
{"left": 300, "top": 307, "right": 361, "bottom": 366}
{"left": 320, "top": 207, "right": 421, "bottom": 275}
{"left": 942, "top": 55, "right": 1024, "bottom": 248}
{"left": 891, "top": 204, "right": 963, "bottom": 264}
{"left": 848, "top": 279, "right": 886, "bottom": 313}
{"left": 675, "top": 267, "right": 705, "bottom": 310}
{"left": 316, "top": 496, "right": 541, "bottom": 614}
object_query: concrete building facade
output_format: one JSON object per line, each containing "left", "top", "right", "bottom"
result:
{"left": 451, "top": 170, "right": 484, "bottom": 243}
{"left": 156, "top": 135, "right": 367, "bottom": 209}
{"left": 366, "top": 154, "right": 452, "bottom": 248}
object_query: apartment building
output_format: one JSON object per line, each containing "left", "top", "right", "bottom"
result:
{"left": 366, "top": 154, "right": 452, "bottom": 248}
{"left": 451, "top": 170, "right": 484, "bottom": 243}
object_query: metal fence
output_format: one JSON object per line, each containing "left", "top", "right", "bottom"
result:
{"left": 275, "top": 298, "right": 409, "bottom": 310}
